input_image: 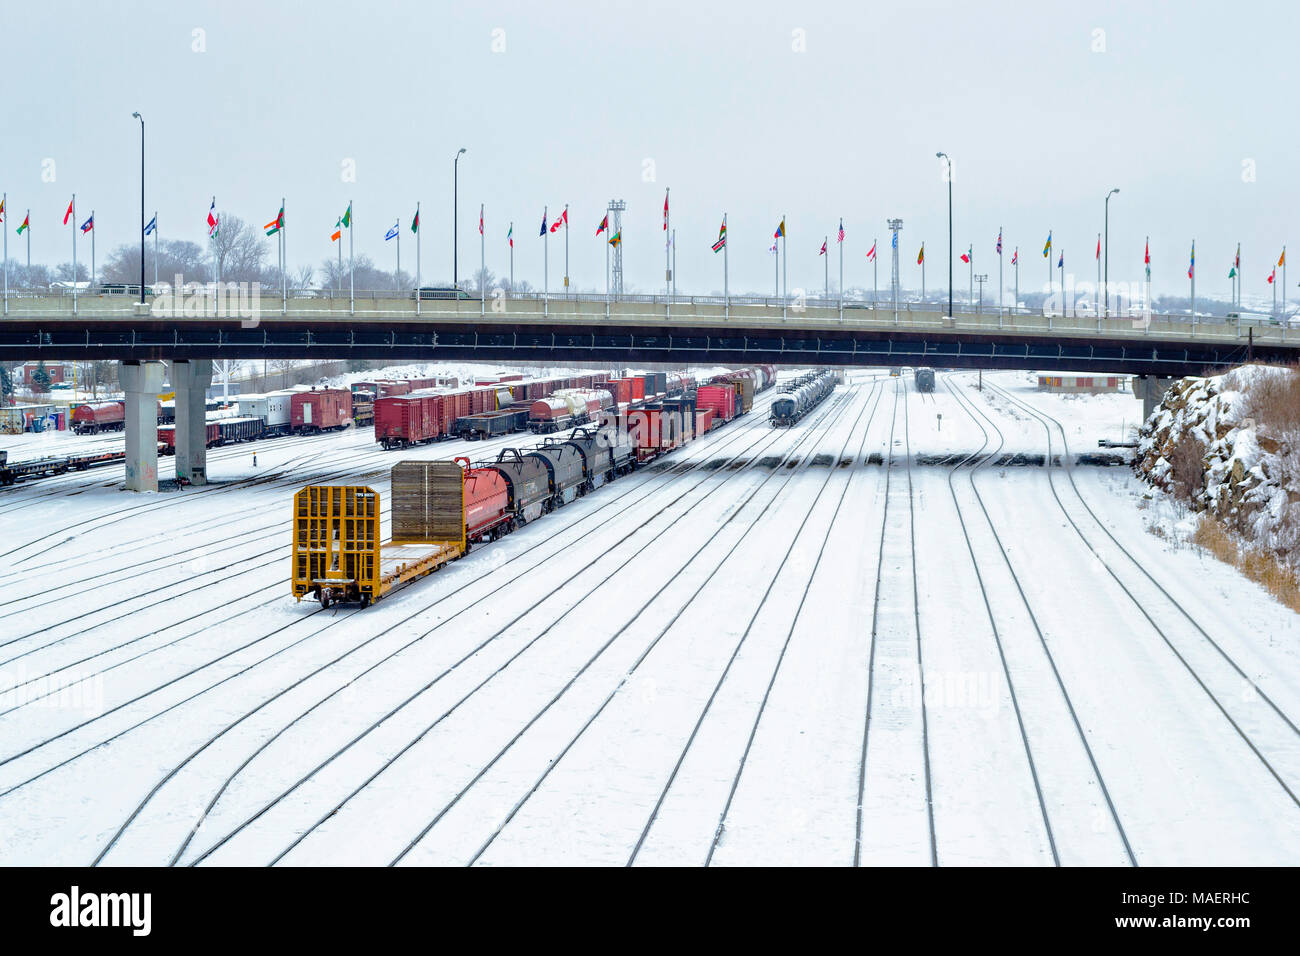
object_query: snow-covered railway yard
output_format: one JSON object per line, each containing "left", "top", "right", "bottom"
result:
{"left": 1, "top": 370, "right": 1298, "bottom": 866}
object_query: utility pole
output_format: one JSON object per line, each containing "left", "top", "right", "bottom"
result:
{"left": 975, "top": 274, "right": 988, "bottom": 314}
{"left": 888, "top": 218, "right": 903, "bottom": 323}
{"left": 453, "top": 147, "right": 466, "bottom": 288}
{"left": 937, "top": 152, "right": 953, "bottom": 319}
{"left": 1105, "top": 187, "right": 1119, "bottom": 316}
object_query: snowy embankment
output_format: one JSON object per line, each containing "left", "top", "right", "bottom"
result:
{"left": 1135, "top": 364, "right": 1300, "bottom": 606}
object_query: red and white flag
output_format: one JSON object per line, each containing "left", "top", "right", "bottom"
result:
{"left": 837, "top": 220, "right": 845, "bottom": 243}
{"left": 819, "top": 239, "right": 827, "bottom": 256}
{"left": 663, "top": 191, "right": 669, "bottom": 230}
{"left": 1096, "top": 234, "right": 1101, "bottom": 260}
{"left": 1268, "top": 268, "right": 1276, "bottom": 285}
{"left": 1011, "top": 248, "right": 1019, "bottom": 265}
{"left": 549, "top": 207, "right": 568, "bottom": 233}
{"left": 866, "top": 241, "right": 876, "bottom": 262}
{"left": 207, "top": 199, "right": 219, "bottom": 237}
{"left": 479, "top": 205, "right": 484, "bottom": 236}
{"left": 63, "top": 197, "right": 74, "bottom": 225}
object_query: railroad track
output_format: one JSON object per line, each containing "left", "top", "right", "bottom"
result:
{"left": 941, "top": 374, "right": 1137, "bottom": 864}
{"left": 388, "top": 387, "right": 865, "bottom": 867}
{"left": 626, "top": 380, "right": 888, "bottom": 865}
{"left": 979, "top": 378, "right": 1300, "bottom": 809}
{"left": 176, "top": 387, "right": 855, "bottom": 866}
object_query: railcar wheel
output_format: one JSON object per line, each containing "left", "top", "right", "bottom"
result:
{"left": 320, "top": 589, "right": 331, "bottom": 608}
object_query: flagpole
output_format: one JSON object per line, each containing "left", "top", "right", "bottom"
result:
{"left": 153, "top": 211, "right": 158, "bottom": 288}
{"left": 922, "top": 247, "right": 926, "bottom": 303}
{"left": 1190, "top": 240, "right": 1195, "bottom": 329}
{"left": 348, "top": 199, "right": 354, "bottom": 315}
{"left": 563, "top": 202, "right": 569, "bottom": 301}
{"left": 998, "top": 229, "right": 1004, "bottom": 325}
{"left": 782, "top": 212, "right": 787, "bottom": 319}
{"left": 211, "top": 195, "right": 218, "bottom": 287}
{"left": 1059, "top": 251, "right": 1065, "bottom": 319}
{"left": 3, "top": 191, "right": 8, "bottom": 315}
{"left": 26, "top": 208, "right": 31, "bottom": 271}
{"left": 1096, "top": 233, "right": 1101, "bottom": 319}
{"left": 968, "top": 244, "right": 972, "bottom": 310}
{"left": 544, "top": 206, "right": 549, "bottom": 317}
{"left": 672, "top": 228, "right": 676, "bottom": 299}
{"left": 91, "top": 211, "right": 95, "bottom": 289}
{"left": 873, "top": 239, "right": 878, "bottom": 308}
{"left": 72, "top": 194, "right": 77, "bottom": 315}
{"left": 774, "top": 240, "right": 778, "bottom": 300}
{"left": 838, "top": 221, "right": 844, "bottom": 321}
{"left": 416, "top": 202, "right": 422, "bottom": 316}
{"left": 664, "top": 188, "right": 670, "bottom": 302}
{"left": 824, "top": 235, "right": 829, "bottom": 300}
{"left": 1283, "top": 245, "right": 1287, "bottom": 319}
{"left": 281, "top": 198, "right": 287, "bottom": 312}
{"left": 1047, "top": 230, "right": 1052, "bottom": 316}
{"left": 723, "top": 213, "right": 729, "bottom": 320}
{"left": 605, "top": 215, "right": 610, "bottom": 308}
{"left": 481, "top": 202, "right": 486, "bottom": 317}
{"left": 396, "top": 218, "right": 401, "bottom": 289}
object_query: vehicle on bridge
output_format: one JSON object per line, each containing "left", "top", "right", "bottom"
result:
{"left": 915, "top": 368, "right": 936, "bottom": 392}
{"left": 412, "top": 286, "right": 473, "bottom": 300}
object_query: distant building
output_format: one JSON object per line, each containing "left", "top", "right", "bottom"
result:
{"left": 16, "top": 362, "right": 75, "bottom": 386}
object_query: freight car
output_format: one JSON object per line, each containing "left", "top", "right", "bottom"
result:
{"left": 290, "top": 388, "right": 353, "bottom": 433}
{"left": 526, "top": 441, "right": 588, "bottom": 508}
{"left": 770, "top": 370, "right": 836, "bottom": 427}
{"left": 484, "top": 448, "right": 552, "bottom": 524}
{"left": 72, "top": 401, "right": 126, "bottom": 434}
{"left": 915, "top": 368, "right": 936, "bottom": 393}
{"left": 454, "top": 409, "right": 528, "bottom": 440}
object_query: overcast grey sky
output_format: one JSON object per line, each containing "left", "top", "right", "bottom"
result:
{"left": 3, "top": 0, "right": 1296, "bottom": 301}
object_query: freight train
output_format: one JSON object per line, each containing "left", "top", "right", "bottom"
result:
{"left": 770, "top": 371, "right": 837, "bottom": 427}
{"left": 289, "top": 368, "right": 776, "bottom": 608}
{"left": 915, "top": 368, "right": 936, "bottom": 393}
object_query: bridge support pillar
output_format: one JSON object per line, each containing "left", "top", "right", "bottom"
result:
{"left": 172, "top": 359, "right": 213, "bottom": 485}
{"left": 119, "top": 360, "right": 166, "bottom": 492}
{"left": 1131, "top": 375, "right": 1174, "bottom": 422}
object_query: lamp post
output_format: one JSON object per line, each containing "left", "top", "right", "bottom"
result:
{"left": 453, "top": 147, "right": 466, "bottom": 288}
{"left": 132, "top": 111, "right": 145, "bottom": 304}
{"left": 1104, "top": 187, "right": 1119, "bottom": 317}
{"left": 937, "top": 152, "right": 953, "bottom": 319}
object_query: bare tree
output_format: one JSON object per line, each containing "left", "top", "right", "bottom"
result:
{"left": 211, "top": 213, "right": 267, "bottom": 283}
{"left": 103, "top": 238, "right": 211, "bottom": 286}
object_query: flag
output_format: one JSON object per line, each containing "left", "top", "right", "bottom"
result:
{"left": 507, "top": 223, "right": 513, "bottom": 248}
{"left": 917, "top": 244, "right": 925, "bottom": 265}
{"left": 16, "top": 213, "right": 29, "bottom": 235}
{"left": 866, "top": 241, "right": 877, "bottom": 262}
{"left": 774, "top": 219, "right": 785, "bottom": 240}
{"left": 997, "top": 229, "right": 1003, "bottom": 255}
{"left": 596, "top": 214, "right": 608, "bottom": 236}
{"left": 1268, "top": 268, "right": 1276, "bottom": 285}
{"left": 838, "top": 220, "right": 845, "bottom": 243}
{"left": 1011, "top": 248, "right": 1019, "bottom": 266}
{"left": 1188, "top": 242, "right": 1195, "bottom": 279}
{"left": 264, "top": 206, "right": 284, "bottom": 236}
{"left": 960, "top": 247, "right": 970, "bottom": 264}
{"left": 819, "top": 240, "right": 827, "bottom": 256}
{"left": 331, "top": 218, "right": 342, "bottom": 242}
{"left": 385, "top": 222, "right": 399, "bottom": 241}
{"left": 712, "top": 219, "right": 726, "bottom": 253}
{"left": 770, "top": 240, "right": 778, "bottom": 255}
{"left": 550, "top": 208, "right": 567, "bottom": 233}
{"left": 0, "top": 197, "right": 4, "bottom": 221}
{"left": 1096, "top": 234, "right": 1101, "bottom": 260}
{"left": 1235, "top": 244, "right": 1240, "bottom": 268}
{"left": 1279, "top": 249, "right": 1287, "bottom": 267}
{"left": 144, "top": 215, "right": 156, "bottom": 236}
{"left": 207, "top": 200, "right": 219, "bottom": 237}
{"left": 80, "top": 214, "right": 94, "bottom": 234}
{"left": 609, "top": 230, "right": 621, "bottom": 247}
{"left": 479, "top": 206, "right": 484, "bottom": 236}
{"left": 1058, "top": 251, "right": 1064, "bottom": 269}
{"left": 663, "top": 192, "right": 669, "bottom": 230}
{"left": 340, "top": 204, "right": 351, "bottom": 229}
{"left": 892, "top": 232, "right": 898, "bottom": 249}
{"left": 63, "top": 198, "right": 74, "bottom": 225}
{"left": 539, "top": 210, "right": 547, "bottom": 236}
{"left": 1144, "top": 240, "right": 1150, "bottom": 266}
{"left": 1229, "top": 265, "right": 1237, "bottom": 279}
{"left": 411, "top": 209, "right": 420, "bottom": 233}
{"left": 1043, "top": 232, "right": 1052, "bottom": 257}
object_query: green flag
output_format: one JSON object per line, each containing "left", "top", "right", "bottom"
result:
{"left": 341, "top": 204, "right": 351, "bottom": 228}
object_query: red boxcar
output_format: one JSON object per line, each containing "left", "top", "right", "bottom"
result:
{"left": 375, "top": 394, "right": 444, "bottom": 448}
{"left": 695, "top": 408, "right": 716, "bottom": 434}
{"left": 72, "top": 401, "right": 126, "bottom": 434}
{"left": 695, "top": 385, "right": 736, "bottom": 423}
{"left": 291, "top": 388, "right": 353, "bottom": 432}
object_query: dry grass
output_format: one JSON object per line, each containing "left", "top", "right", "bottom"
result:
{"left": 1193, "top": 514, "right": 1300, "bottom": 614}
{"left": 1232, "top": 361, "right": 1300, "bottom": 432}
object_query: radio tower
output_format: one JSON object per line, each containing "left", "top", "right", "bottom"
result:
{"left": 609, "top": 199, "right": 627, "bottom": 299}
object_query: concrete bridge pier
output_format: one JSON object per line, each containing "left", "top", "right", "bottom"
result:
{"left": 1132, "top": 374, "right": 1174, "bottom": 422}
{"left": 171, "top": 359, "right": 213, "bottom": 485}
{"left": 119, "top": 360, "right": 167, "bottom": 492}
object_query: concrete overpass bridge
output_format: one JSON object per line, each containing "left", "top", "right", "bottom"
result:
{"left": 4, "top": 290, "right": 1294, "bottom": 491}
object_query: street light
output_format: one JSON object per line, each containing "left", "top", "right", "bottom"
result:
{"left": 453, "top": 147, "right": 467, "bottom": 289}
{"left": 1104, "top": 187, "right": 1119, "bottom": 317}
{"left": 937, "top": 152, "right": 953, "bottom": 319}
{"left": 132, "top": 111, "right": 145, "bottom": 304}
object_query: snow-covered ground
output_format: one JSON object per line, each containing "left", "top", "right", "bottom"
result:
{"left": 1, "top": 368, "right": 1298, "bottom": 867}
